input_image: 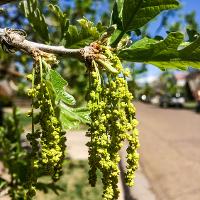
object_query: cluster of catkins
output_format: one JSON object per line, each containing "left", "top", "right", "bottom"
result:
{"left": 87, "top": 45, "right": 140, "bottom": 200}
{"left": 26, "top": 57, "right": 66, "bottom": 197}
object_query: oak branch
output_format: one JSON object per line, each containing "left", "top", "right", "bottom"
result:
{"left": 0, "top": 28, "right": 95, "bottom": 62}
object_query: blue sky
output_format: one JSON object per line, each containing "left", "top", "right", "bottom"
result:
{"left": 148, "top": 0, "right": 200, "bottom": 36}
{"left": 182, "top": 0, "right": 200, "bottom": 21}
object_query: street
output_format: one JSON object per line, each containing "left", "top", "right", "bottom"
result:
{"left": 135, "top": 102, "right": 200, "bottom": 200}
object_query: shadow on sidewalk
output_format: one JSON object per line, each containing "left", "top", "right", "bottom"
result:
{"left": 119, "top": 160, "right": 137, "bottom": 200}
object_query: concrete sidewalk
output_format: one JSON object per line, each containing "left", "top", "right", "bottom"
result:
{"left": 119, "top": 142, "right": 157, "bottom": 200}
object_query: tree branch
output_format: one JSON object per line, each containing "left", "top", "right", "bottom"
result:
{"left": 0, "top": 28, "right": 93, "bottom": 62}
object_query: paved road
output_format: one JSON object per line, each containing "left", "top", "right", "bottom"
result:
{"left": 135, "top": 102, "right": 200, "bottom": 200}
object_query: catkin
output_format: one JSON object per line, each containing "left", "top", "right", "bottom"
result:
{"left": 86, "top": 45, "right": 140, "bottom": 200}
{"left": 26, "top": 57, "right": 66, "bottom": 198}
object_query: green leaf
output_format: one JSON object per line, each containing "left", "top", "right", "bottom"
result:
{"left": 113, "top": 0, "right": 179, "bottom": 32}
{"left": 64, "top": 18, "right": 102, "bottom": 48}
{"left": 49, "top": 4, "right": 69, "bottom": 39}
{"left": 49, "top": 69, "right": 76, "bottom": 105}
{"left": 60, "top": 103, "right": 90, "bottom": 130}
{"left": 119, "top": 32, "right": 200, "bottom": 70}
{"left": 20, "top": 0, "right": 49, "bottom": 42}
{"left": 0, "top": 177, "right": 8, "bottom": 191}
{"left": 111, "top": 1, "right": 123, "bottom": 30}
{"left": 108, "top": 29, "right": 124, "bottom": 45}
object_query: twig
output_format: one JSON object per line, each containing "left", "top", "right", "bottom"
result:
{"left": 0, "top": 28, "right": 94, "bottom": 62}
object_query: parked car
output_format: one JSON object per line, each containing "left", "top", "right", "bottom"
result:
{"left": 159, "top": 93, "right": 185, "bottom": 108}
{"left": 150, "top": 95, "right": 160, "bottom": 105}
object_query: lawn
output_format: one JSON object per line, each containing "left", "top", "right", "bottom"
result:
{"left": 183, "top": 101, "right": 197, "bottom": 109}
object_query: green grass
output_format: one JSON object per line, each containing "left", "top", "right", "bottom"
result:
{"left": 36, "top": 160, "right": 103, "bottom": 200}
{"left": 183, "top": 101, "right": 197, "bottom": 109}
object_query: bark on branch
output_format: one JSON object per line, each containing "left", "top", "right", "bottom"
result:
{"left": 0, "top": 28, "right": 94, "bottom": 62}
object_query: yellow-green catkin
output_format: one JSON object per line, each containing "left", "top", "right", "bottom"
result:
{"left": 87, "top": 45, "right": 139, "bottom": 200}
{"left": 26, "top": 58, "right": 66, "bottom": 197}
